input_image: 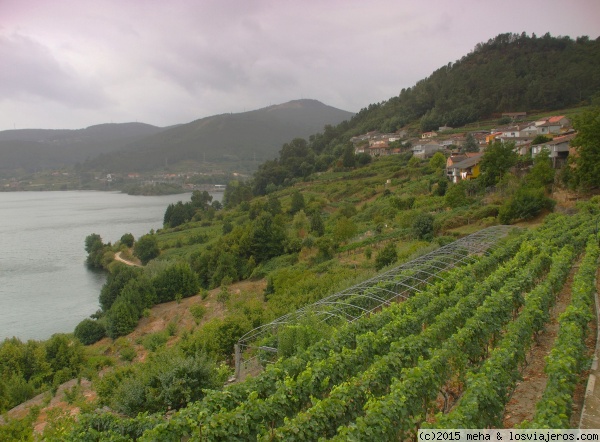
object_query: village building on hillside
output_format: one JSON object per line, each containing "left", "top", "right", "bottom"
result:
{"left": 368, "top": 140, "right": 391, "bottom": 156}
{"left": 440, "top": 135, "right": 466, "bottom": 149}
{"left": 531, "top": 133, "right": 577, "bottom": 168}
{"left": 352, "top": 130, "right": 409, "bottom": 157}
{"left": 486, "top": 132, "right": 502, "bottom": 143}
{"left": 447, "top": 153, "right": 484, "bottom": 183}
{"left": 446, "top": 154, "right": 467, "bottom": 179}
{"left": 412, "top": 140, "right": 444, "bottom": 158}
{"left": 536, "top": 119, "right": 566, "bottom": 135}
{"left": 349, "top": 114, "right": 575, "bottom": 163}
{"left": 535, "top": 116, "right": 571, "bottom": 134}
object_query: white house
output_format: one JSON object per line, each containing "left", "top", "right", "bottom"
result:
{"left": 535, "top": 116, "right": 571, "bottom": 135}
{"left": 531, "top": 133, "right": 576, "bottom": 168}
{"left": 412, "top": 141, "right": 444, "bottom": 158}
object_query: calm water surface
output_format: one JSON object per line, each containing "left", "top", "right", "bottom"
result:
{"left": 0, "top": 191, "right": 214, "bottom": 341}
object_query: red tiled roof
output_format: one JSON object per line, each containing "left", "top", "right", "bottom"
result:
{"left": 548, "top": 116, "right": 566, "bottom": 123}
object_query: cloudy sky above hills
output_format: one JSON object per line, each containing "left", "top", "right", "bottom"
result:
{"left": 1, "top": 0, "right": 599, "bottom": 131}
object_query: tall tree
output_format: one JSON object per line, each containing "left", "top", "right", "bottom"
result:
{"left": 289, "top": 190, "right": 305, "bottom": 215}
{"left": 428, "top": 151, "right": 446, "bottom": 171}
{"left": 479, "top": 140, "right": 518, "bottom": 188}
{"left": 310, "top": 211, "right": 325, "bottom": 237}
{"left": 250, "top": 213, "right": 286, "bottom": 263}
{"left": 134, "top": 234, "right": 160, "bottom": 265}
{"left": 342, "top": 144, "right": 356, "bottom": 168}
{"left": 570, "top": 108, "right": 600, "bottom": 190}
{"left": 191, "top": 190, "right": 213, "bottom": 209}
{"left": 462, "top": 133, "right": 479, "bottom": 153}
{"left": 527, "top": 149, "right": 555, "bottom": 190}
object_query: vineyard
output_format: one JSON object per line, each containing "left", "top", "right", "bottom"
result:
{"left": 61, "top": 212, "right": 600, "bottom": 441}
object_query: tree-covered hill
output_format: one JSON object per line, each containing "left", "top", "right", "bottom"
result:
{"left": 81, "top": 99, "right": 354, "bottom": 173}
{"left": 356, "top": 32, "right": 600, "bottom": 134}
{"left": 0, "top": 123, "right": 166, "bottom": 173}
{"left": 252, "top": 32, "right": 600, "bottom": 193}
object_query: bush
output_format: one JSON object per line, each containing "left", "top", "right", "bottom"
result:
{"left": 412, "top": 212, "right": 435, "bottom": 240}
{"left": 445, "top": 182, "right": 471, "bottom": 208}
{"left": 74, "top": 319, "right": 106, "bottom": 345}
{"left": 109, "top": 350, "right": 227, "bottom": 416}
{"left": 217, "top": 287, "right": 230, "bottom": 305}
{"left": 153, "top": 262, "right": 200, "bottom": 303}
{"left": 141, "top": 332, "right": 168, "bottom": 352}
{"left": 190, "top": 304, "right": 207, "bottom": 324}
{"left": 390, "top": 196, "right": 416, "bottom": 210}
{"left": 498, "top": 187, "right": 556, "bottom": 224}
{"left": 120, "top": 347, "right": 137, "bottom": 362}
{"left": 120, "top": 233, "right": 135, "bottom": 248}
{"left": 106, "top": 300, "right": 139, "bottom": 339}
{"left": 375, "top": 242, "right": 398, "bottom": 270}
{"left": 166, "top": 321, "right": 178, "bottom": 337}
{"left": 133, "top": 234, "right": 159, "bottom": 265}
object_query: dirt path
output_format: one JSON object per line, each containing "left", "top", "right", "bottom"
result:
{"left": 502, "top": 260, "right": 579, "bottom": 427}
{"left": 114, "top": 251, "right": 142, "bottom": 267}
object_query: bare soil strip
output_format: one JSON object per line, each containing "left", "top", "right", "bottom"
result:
{"left": 502, "top": 261, "right": 579, "bottom": 427}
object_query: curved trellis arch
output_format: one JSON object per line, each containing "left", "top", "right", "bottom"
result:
{"left": 235, "top": 225, "right": 516, "bottom": 377}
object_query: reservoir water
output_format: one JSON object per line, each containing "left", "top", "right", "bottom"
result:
{"left": 0, "top": 191, "right": 214, "bottom": 341}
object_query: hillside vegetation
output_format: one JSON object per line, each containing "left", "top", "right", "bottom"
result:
{"left": 1, "top": 32, "right": 600, "bottom": 440}
{"left": 252, "top": 33, "right": 600, "bottom": 193}
{"left": 0, "top": 123, "right": 165, "bottom": 174}
{"left": 0, "top": 99, "right": 352, "bottom": 179}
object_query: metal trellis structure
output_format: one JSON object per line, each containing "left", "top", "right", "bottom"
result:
{"left": 234, "top": 225, "right": 515, "bottom": 378}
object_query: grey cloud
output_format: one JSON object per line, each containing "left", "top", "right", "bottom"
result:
{"left": 1, "top": 0, "right": 600, "bottom": 130}
{"left": 0, "top": 32, "right": 110, "bottom": 108}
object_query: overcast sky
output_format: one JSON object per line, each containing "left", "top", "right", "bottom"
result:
{"left": 1, "top": 0, "right": 599, "bottom": 131}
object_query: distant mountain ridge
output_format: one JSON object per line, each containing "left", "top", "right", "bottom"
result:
{"left": 0, "top": 123, "right": 166, "bottom": 172}
{"left": 0, "top": 100, "right": 352, "bottom": 174}
{"left": 84, "top": 99, "right": 354, "bottom": 173}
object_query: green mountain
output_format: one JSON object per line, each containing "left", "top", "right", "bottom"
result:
{"left": 0, "top": 123, "right": 166, "bottom": 173}
{"left": 83, "top": 99, "right": 354, "bottom": 173}
{"left": 253, "top": 32, "right": 600, "bottom": 193}
{"left": 347, "top": 32, "right": 600, "bottom": 135}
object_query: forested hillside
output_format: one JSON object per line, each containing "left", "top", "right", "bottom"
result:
{"left": 81, "top": 99, "right": 354, "bottom": 173}
{"left": 355, "top": 32, "right": 600, "bottom": 133}
{"left": 0, "top": 123, "right": 165, "bottom": 173}
{"left": 253, "top": 33, "right": 600, "bottom": 193}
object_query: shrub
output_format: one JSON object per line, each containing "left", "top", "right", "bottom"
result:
{"left": 120, "top": 347, "right": 137, "bottom": 362}
{"left": 217, "top": 287, "right": 230, "bottom": 305}
{"left": 133, "top": 234, "right": 159, "bottom": 265}
{"left": 412, "top": 212, "right": 435, "bottom": 240}
{"left": 375, "top": 242, "right": 398, "bottom": 270}
{"left": 166, "top": 321, "right": 178, "bottom": 337}
{"left": 190, "top": 304, "right": 207, "bottom": 324}
{"left": 141, "top": 332, "right": 168, "bottom": 352}
{"left": 498, "top": 187, "right": 556, "bottom": 224}
{"left": 153, "top": 262, "right": 200, "bottom": 303}
{"left": 120, "top": 233, "right": 135, "bottom": 248}
{"left": 445, "top": 182, "right": 471, "bottom": 208}
{"left": 105, "top": 300, "right": 139, "bottom": 339}
{"left": 109, "top": 350, "right": 227, "bottom": 416}
{"left": 74, "top": 319, "right": 106, "bottom": 345}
